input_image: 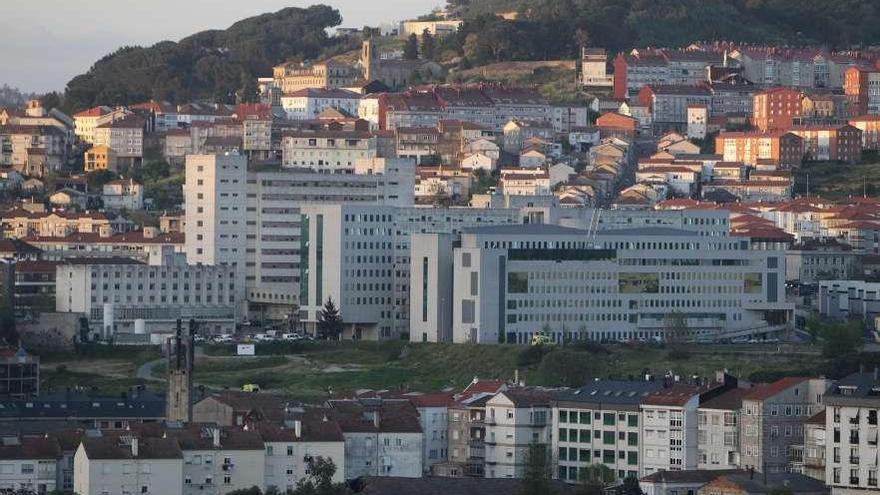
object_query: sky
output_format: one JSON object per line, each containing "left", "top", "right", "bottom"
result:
{"left": 1, "top": 0, "right": 442, "bottom": 93}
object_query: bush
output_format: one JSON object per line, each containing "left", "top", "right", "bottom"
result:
{"left": 517, "top": 345, "right": 550, "bottom": 367}
{"left": 569, "top": 340, "right": 611, "bottom": 354}
{"left": 535, "top": 349, "right": 599, "bottom": 387}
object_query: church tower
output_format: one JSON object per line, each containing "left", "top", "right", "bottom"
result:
{"left": 166, "top": 319, "right": 195, "bottom": 423}
{"left": 362, "top": 39, "right": 375, "bottom": 82}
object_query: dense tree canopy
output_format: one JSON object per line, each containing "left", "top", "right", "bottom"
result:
{"left": 446, "top": 0, "right": 880, "bottom": 68}
{"left": 63, "top": 5, "right": 345, "bottom": 111}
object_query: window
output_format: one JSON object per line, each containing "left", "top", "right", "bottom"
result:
{"left": 21, "top": 464, "right": 34, "bottom": 474}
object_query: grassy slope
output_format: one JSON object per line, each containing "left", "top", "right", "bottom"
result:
{"left": 793, "top": 160, "right": 880, "bottom": 199}
{"left": 43, "top": 342, "right": 823, "bottom": 404}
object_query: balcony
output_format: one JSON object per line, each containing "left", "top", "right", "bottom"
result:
{"left": 850, "top": 477, "right": 860, "bottom": 485}
{"left": 850, "top": 456, "right": 860, "bottom": 464}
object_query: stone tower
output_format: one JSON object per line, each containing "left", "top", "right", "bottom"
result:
{"left": 362, "top": 39, "right": 375, "bottom": 82}
{"left": 166, "top": 319, "right": 195, "bottom": 423}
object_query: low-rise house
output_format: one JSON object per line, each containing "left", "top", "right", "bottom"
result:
{"left": 192, "top": 392, "right": 285, "bottom": 427}
{"left": 94, "top": 114, "right": 145, "bottom": 167}
{"left": 459, "top": 152, "right": 496, "bottom": 171}
{"left": 49, "top": 188, "right": 88, "bottom": 209}
{"left": 596, "top": 112, "right": 638, "bottom": 141}
{"left": 640, "top": 469, "right": 744, "bottom": 495}
{"left": 697, "top": 472, "right": 827, "bottom": 495}
{"left": 102, "top": 178, "right": 144, "bottom": 211}
{"left": 502, "top": 119, "right": 554, "bottom": 153}
{"left": 280, "top": 88, "right": 361, "bottom": 121}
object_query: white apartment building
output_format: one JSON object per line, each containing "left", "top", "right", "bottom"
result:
{"left": 640, "top": 385, "right": 703, "bottom": 476}
{"left": 436, "top": 223, "right": 789, "bottom": 345}
{"left": 697, "top": 388, "right": 750, "bottom": 470}
{"left": 408, "top": 394, "right": 454, "bottom": 473}
{"left": 824, "top": 372, "right": 880, "bottom": 494}
{"left": 55, "top": 248, "right": 237, "bottom": 337}
{"left": 102, "top": 178, "right": 144, "bottom": 211}
{"left": 281, "top": 130, "right": 378, "bottom": 171}
{"left": 484, "top": 389, "right": 553, "bottom": 479}
{"left": 74, "top": 436, "right": 184, "bottom": 495}
{"left": 553, "top": 381, "right": 664, "bottom": 483}
{"left": 280, "top": 88, "right": 361, "bottom": 120}
{"left": 175, "top": 427, "right": 265, "bottom": 495}
{"left": 0, "top": 436, "right": 60, "bottom": 494}
{"left": 257, "top": 419, "right": 346, "bottom": 491}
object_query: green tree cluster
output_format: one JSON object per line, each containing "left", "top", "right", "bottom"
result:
{"left": 63, "top": 5, "right": 345, "bottom": 111}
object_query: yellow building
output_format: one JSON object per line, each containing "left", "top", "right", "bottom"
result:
{"left": 272, "top": 60, "right": 361, "bottom": 94}
{"left": 84, "top": 144, "right": 118, "bottom": 172}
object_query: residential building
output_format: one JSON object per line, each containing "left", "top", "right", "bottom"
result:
{"left": 257, "top": 416, "right": 346, "bottom": 492}
{"left": 0, "top": 347, "right": 39, "bottom": 400}
{"left": 787, "top": 124, "right": 862, "bottom": 163}
{"left": 697, "top": 388, "right": 751, "bottom": 471}
{"left": 435, "top": 223, "right": 790, "bottom": 345}
{"left": 84, "top": 144, "right": 118, "bottom": 172}
{"left": 715, "top": 132, "right": 804, "bottom": 168}
{"left": 638, "top": 85, "right": 713, "bottom": 135}
{"left": 640, "top": 469, "right": 743, "bottom": 495}
{"left": 785, "top": 239, "right": 858, "bottom": 283}
{"left": 817, "top": 280, "right": 880, "bottom": 330}
{"left": 93, "top": 114, "right": 145, "bottom": 167}
{"left": 688, "top": 105, "right": 709, "bottom": 140}
{"left": 823, "top": 372, "right": 880, "bottom": 494}
{"left": 596, "top": 112, "right": 638, "bottom": 140}
{"left": 408, "top": 393, "right": 455, "bottom": 473}
{"left": 641, "top": 385, "right": 705, "bottom": 475}
{"left": 844, "top": 66, "right": 880, "bottom": 116}
{"left": 444, "top": 392, "right": 494, "bottom": 478}
{"left": 22, "top": 228, "right": 184, "bottom": 261}
{"left": 172, "top": 426, "right": 265, "bottom": 495}
{"left": 272, "top": 60, "right": 361, "bottom": 94}
{"left": 0, "top": 435, "right": 61, "bottom": 494}
{"left": 484, "top": 389, "right": 553, "bottom": 479}
{"left": 848, "top": 115, "right": 880, "bottom": 149}
{"left": 398, "top": 19, "right": 462, "bottom": 37}
{"left": 802, "top": 410, "right": 826, "bottom": 482}
{"left": 74, "top": 435, "right": 184, "bottom": 495}
{"left": 739, "top": 377, "right": 831, "bottom": 474}
{"left": 102, "top": 178, "right": 144, "bottom": 211}
{"left": 327, "top": 398, "right": 423, "bottom": 479}
{"left": 697, "top": 472, "right": 827, "bottom": 495}
{"left": 280, "top": 130, "right": 378, "bottom": 171}
{"left": 280, "top": 88, "right": 361, "bottom": 120}
{"left": 73, "top": 106, "right": 128, "bottom": 145}
{"left": 752, "top": 88, "right": 805, "bottom": 132}
{"left": 554, "top": 380, "right": 664, "bottom": 482}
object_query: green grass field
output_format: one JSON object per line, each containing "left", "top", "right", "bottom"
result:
{"left": 40, "top": 341, "right": 830, "bottom": 403}
{"left": 794, "top": 160, "right": 880, "bottom": 198}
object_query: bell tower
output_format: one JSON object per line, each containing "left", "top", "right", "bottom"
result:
{"left": 362, "top": 39, "right": 375, "bottom": 81}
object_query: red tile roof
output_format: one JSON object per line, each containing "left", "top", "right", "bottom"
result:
{"left": 744, "top": 377, "right": 809, "bottom": 401}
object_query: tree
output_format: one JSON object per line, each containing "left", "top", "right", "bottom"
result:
{"left": 619, "top": 476, "right": 643, "bottom": 495}
{"left": 820, "top": 320, "right": 864, "bottom": 358}
{"left": 226, "top": 487, "right": 262, "bottom": 495}
{"left": 420, "top": 29, "right": 436, "bottom": 60}
{"left": 237, "top": 71, "right": 260, "bottom": 103}
{"left": 521, "top": 442, "right": 554, "bottom": 495}
{"left": 290, "top": 457, "right": 351, "bottom": 495}
{"left": 40, "top": 92, "right": 64, "bottom": 111}
{"left": 404, "top": 33, "right": 420, "bottom": 60}
{"left": 577, "top": 463, "right": 614, "bottom": 495}
{"left": 664, "top": 311, "right": 689, "bottom": 344}
{"left": 317, "top": 297, "right": 344, "bottom": 340}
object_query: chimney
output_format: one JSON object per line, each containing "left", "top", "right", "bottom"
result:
{"left": 130, "top": 438, "right": 139, "bottom": 457}
{"left": 514, "top": 369, "right": 519, "bottom": 385}
{"left": 373, "top": 412, "right": 381, "bottom": 429}
{"left": 294, "top": 420, "right": 302, "bottom": 439}
{"left": 212, "top": 428, "right": 221, "bottom": 448}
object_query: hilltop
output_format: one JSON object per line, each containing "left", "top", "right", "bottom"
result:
{"left": 62, "top": 5, "right": 354, "bottom": 111}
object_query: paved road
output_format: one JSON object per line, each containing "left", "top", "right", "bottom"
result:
{"left": 136, "top": 358, "right": 164, "bottom": 381}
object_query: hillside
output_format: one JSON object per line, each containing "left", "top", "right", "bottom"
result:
{"left": 446, "top": 0, "right": 880, "bottom": 67}
{"left": 63, "top": 5, "right": 353, "bottom": 111}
